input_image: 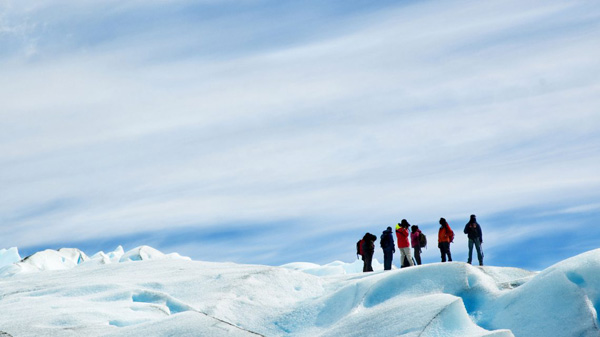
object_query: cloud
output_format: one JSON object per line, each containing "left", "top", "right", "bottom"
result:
{"left": 1, "top": 0, "right": 599, "bottom": 269}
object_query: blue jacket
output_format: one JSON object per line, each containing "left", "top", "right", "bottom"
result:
{"left": 380, "top": 228, "right": 395, "bottom": 252}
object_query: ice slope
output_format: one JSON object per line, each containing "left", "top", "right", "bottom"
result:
{"left": 480, "top": 249, "right": 600, "bottom": 337}
{"left": 0, "top": 246, "right": 599, "bottom": 337}
{"left": 0, "top": 255, "right": 325, "bottom": 337}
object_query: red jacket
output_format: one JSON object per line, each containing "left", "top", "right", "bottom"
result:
{"left": 438, "top": 225, "right": 454, "bottom": 243}
{"left": 396, "top": 226, "right": 410, "bottom": 248}
{"left": 411, "top": 230, "right": 421, "bottom": 248}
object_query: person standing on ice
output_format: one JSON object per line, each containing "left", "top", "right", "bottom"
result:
{"left": 362, "top": 233, "right": 377, "bottom": 272}
{"left": 464, "top": 214, "right": 484, "bottom": 266}
{"left": 410, "top": 225, "right": 423, "bottom": 265}
{"left": 380, "top": 227, "right": 395, "bottom": 270}
{"left": 438, "top": 218, "right": 454, "bottom": 262}
{"left": 396, "top": 219, "right": 415, "bottom": 267}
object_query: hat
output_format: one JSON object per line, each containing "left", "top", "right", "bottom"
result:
{"left": 470, "top": 214, "right": 476, "bottom": 219}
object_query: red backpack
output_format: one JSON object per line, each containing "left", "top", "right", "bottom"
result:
{"left": 356, "top": 239, "right": 364, "bottom": 259}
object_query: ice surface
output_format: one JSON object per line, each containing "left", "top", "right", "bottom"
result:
{"left": 281, "top": 258, "right": 386, "bottom": 276}
{"left": 118, "top": 245, "right": 191, "bottom": 263}
{"left": 0, "top": 247, "right": 20, "bottom": 268}
{"left": 0, "top": 246, "right": 599, "bottom": 337}
{"left": 88, "top": 246, "right": 125, "bottom": 264}
{"left": 481, "top": 250, "right": 600, "bottom": 337}
{"left": 0, "top": 245, "right": 189, "bottom": 277}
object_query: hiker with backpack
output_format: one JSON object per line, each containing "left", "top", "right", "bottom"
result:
{"left": 396, "top": 219, "right": 415, "bottom": 267}
{"left": 438, "top": 218, "right": 454, "bottom": 262}
{"left": 380, "top": 227, "right": 395, "bottom": 270}
{"left": 410, "top": 225, "right": 425, "bottom": 265}
{"left": 464, "top": 214, "right": 484, "bottom": 266}
{"left": 359, "top": 233, "right": 377, "bottom": 272}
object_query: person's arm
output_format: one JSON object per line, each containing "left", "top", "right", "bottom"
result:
{"left": 478, "top": 225, "right": 483, "bottom": 243}
{"left": 400, "top": 229, "right": 407, "bottom": 239}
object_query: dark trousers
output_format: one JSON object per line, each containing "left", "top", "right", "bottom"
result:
{"left": 468, "top": 238, "right": 483, "bottom": 265}
{"left": 413, "top": 247, "right": 422, "bottom": 265}
{"left": 440, "top": 242, "right": 452, "bottom": 262}
{"left": 383, "top": 250, "right": 394, "bottom": 270}
{"left": 363, "top": 255, "right": 373, "bottom": 272}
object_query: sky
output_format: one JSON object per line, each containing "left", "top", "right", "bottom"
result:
{"left": 1, "top": 0, "right": 599, "bottom": 271}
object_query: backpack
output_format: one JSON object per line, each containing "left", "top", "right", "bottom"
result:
{"left": 419, "top": 232, "right": 427, "bottom": 249}
{"left": 356, "top": 239, "right": 364, "bottom": 258}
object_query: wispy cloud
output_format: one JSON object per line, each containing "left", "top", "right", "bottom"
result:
{"left": 1, "top": 0, "right": 599, "bottom": 269}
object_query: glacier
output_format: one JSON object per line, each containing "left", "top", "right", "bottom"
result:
{"left": 0, "top": 246, "right": 599, "bottom": 336}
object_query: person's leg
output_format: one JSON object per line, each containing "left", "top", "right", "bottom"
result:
{"left": 403, "top": 248, "right": 415, "bottom": 266}
{"left": 366, "top": 256, "right": 373, "bottom": 272}
{"left": 414, "top": 248, "right": 421, "bottom": 265}
{"left": 468, "top": 239, "right": 474, "bottom": 264}
{"left": 440, "top": 243, "right": 446, "bottom": 262}
{"left": 400, "top": 249, "right": 407, "bottom": 268}
{"left": 441, "top": 242, "right": 452, "bottom": 261}
{"left": 384, "top": 251, "right": 392, "bottom": 270}
{"left": 475, "top": 239, "right": 483, "bottom": 265}
{"left": 440, "top": 245, "right": 446, "bottom": 262}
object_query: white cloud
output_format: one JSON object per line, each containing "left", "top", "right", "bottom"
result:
{"left": 0, "top": 0, "right": 599, "bottom": 265}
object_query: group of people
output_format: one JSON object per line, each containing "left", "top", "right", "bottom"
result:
{"left": 359, "top": 214, "right": 484, "bottom": 272}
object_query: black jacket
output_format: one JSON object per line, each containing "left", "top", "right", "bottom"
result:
{"left": 362, "top": 233, "right": 377, "bottom": 257}
{"left": 380, "top": 228, "right": 395, "bottom": 252}
{"left": 463, "top": 221, "right": 483, "bottom": 243}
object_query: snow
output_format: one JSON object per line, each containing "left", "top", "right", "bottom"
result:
{"left": 0, "top": 245, "right": 191, "bottom": 278}
{"left": 118, "top": 245, "right": 191, "bottom": 263}
{"left": 281, "top": 258, "right": 386, "bottom": 276}
{"left": 0, "top": 246, "right": 599, "bottom": 336}
{"left": 0, "top": 247, "right": 20, "bottom": 268}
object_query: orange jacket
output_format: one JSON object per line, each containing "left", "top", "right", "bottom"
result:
{"left": 438, "top": 225, "right": 454, "bottom": 243}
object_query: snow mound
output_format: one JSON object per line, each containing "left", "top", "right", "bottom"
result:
{"left": 275, "top": 262, "right": 522, "bottom": 337}
{"left": 481, "top": 249, "right": 600, "bottom": 337}
{"left": 119, "top": 245, "right": 191, "bottom": 263}
{"left": 0, "top": 245, "right": 190, "bottom": 277}
{"left": 89, "top": 245, "right": 125, "bottom": 264}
